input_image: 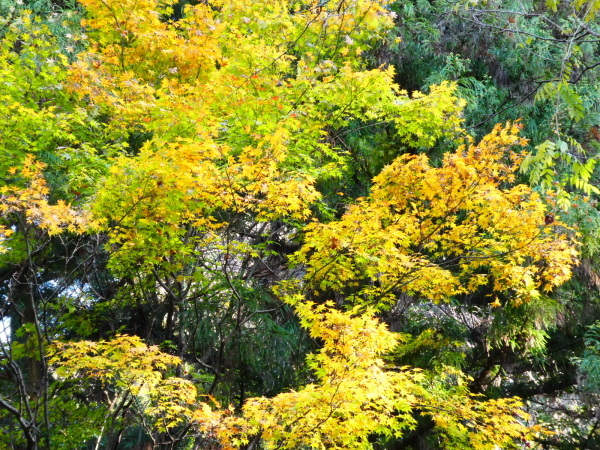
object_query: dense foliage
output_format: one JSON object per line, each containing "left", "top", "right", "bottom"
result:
{"left": 1, "top": 0, "right": 599, "bottom": 449}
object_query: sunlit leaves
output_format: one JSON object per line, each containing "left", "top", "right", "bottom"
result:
{"left": 70, "top": 0, "right": 465, "bottom": 276}
{"left": 193, "top": 300, "right": 540, "bottom": 449}
{"left": 0, "top": 0, "right": 581, "bottom": 448}
{"left": 0, "top": 11, "right": 120, "bottom": 203}
{"left": 0, "top": 155, "right": 95, "bottom": 253}
{"left": 297, "top": 123, "right": 578, "bottom": 307}
{"left": 48, "top": 334, "right": 197, "bottom": 431}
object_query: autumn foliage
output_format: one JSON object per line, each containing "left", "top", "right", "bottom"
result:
{"left": 0, "top": 0, "right": 583, "bottom": 449}
{"left": 297, "top": 123, "right": 578, "bottom": 307}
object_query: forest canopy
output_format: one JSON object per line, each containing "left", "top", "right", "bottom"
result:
{"left": 0, "top": 0, "right": 599, "bottom": 449}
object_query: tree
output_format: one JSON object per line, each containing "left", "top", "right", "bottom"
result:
{"left": 49, "top": 334, "right": 197, "bottom": 448}
{"left": 195, "top": 299, "right": 542, "bottom": 450}
{"left": 375, "top": 2, "right": 600, "bottom": 446}
{"left": 387, "top": 0, "right": 600, "bottom": 207}
{"left": 0, "top": 0, "right": 583, "bottom": 448}
{"left": 297, "top": 122, "right": 577, "bottom": 308}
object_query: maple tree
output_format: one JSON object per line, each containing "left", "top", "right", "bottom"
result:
{"left": 296, "top": 122, "right": 578, "bottom": 308}
{"left": 0, "top": 0, "right": 588, "bottom": 449}
{"left": 48, "top": 335, "right": 197, "bottom": 447}
{"left": 193, "top": 298, "right": 542, "bottom": 450}
{"left": 369, "top": 1, "right": 600, "bottom": 446}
